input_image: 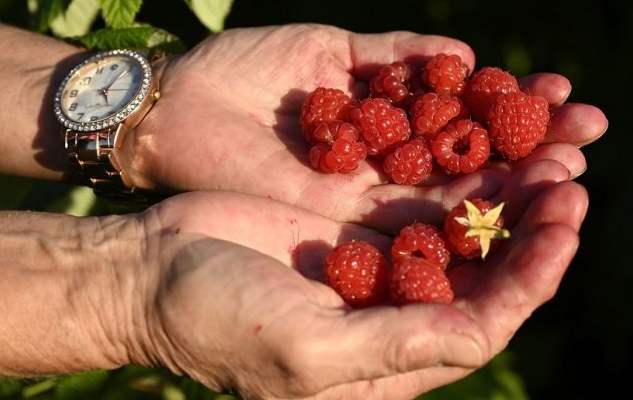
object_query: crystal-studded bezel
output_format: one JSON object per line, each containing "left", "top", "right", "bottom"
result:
{"left": 53, "top": 49, "right": 154, "bottom": 132}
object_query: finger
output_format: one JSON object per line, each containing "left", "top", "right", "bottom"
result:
{"left": 456, "top": 222, "right": 578, "bottom": 355}
{"left": 269, "top": 304, "right": 488, "bottom": 397}
{"left": 358, "top": 168, "right": 508, "bottom": 231}
{"left": 512, "top": 142, "right": 587, "bottom": 179}
{"left": 496, "top": 159, "right": 571, "bottom": 227}
{"left": 546, "top": 103, "right": 608, "bottom": 147}
{"left": 455, "top": 181, "right": 586, "bottom": 354}
{"left": 349, "top": 31, "right": 476, "bottom": 81}
{"left": 448, "top": 180, "right": 587, "bottom": 297}
{"left": 518, "top": 180, "right": 588, "bottom": 234}
{"left": 155, "top": 191, "right": 382, "bottom": 270}
{"left": 518, "top": 72, "right": 571, "bottom": 106}
{"left": 297, "top": 366, "right": 471, "bottom": 400}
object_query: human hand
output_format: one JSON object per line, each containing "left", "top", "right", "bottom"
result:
{"left": 121, "top": 24, "right": 605, "bottom": 231}
{"left": 130, "top": 156, "right": 586, "bottom": 400}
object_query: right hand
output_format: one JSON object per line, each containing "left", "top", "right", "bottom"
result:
{"left": 129, "top": 158, "right": 587, "bottom": 400}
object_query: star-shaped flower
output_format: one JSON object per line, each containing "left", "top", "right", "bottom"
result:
{"left": 454, "top": 199, "right": 511, "bottom": 259}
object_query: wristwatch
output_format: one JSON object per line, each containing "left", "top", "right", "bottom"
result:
{"left": 53, "top": 49, "right": 161, "bottom": 204}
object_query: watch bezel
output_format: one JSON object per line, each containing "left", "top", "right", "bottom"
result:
{"left": 53, "top": 49, "right": 154, "bottom": 132}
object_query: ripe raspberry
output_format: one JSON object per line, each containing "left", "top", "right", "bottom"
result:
{"left": 443, "top": 199, "right": 510, "bottom": 260}
{"left": 369, "top": 61, "right": 412, "bottom": 104}
{"left": 300, "top": 87, "right": 358, "bottom": 143}
{"left": 351, "top": 98, "right": 411, "bottom": 156}
{"left": 391, "top": 222, "right": 450, "bottom": 269}
{"left": 462, "top": 67, "right": 520, "bottom": 123}
{"left": 410, "top": 92, "right": 468, "bottom": 141}
{"left": 486, "top": 91, "right": 551, "bottom": 160}
{"left": 421, "top": 53, "right": 469, "bottom": 96}
{"left": 309, "top": 122, "right": 367, "bottom": 173}
{"left": 390, "top": 257, "right": 454, "bottom": 304}
{"left": 382, "top": 137, "right": 433, "bottom": 185}
{"left": 324, "top": 241, "right": 389, "bottom": 308}
{"left": 431, "top": 119, "right": 490, "bottom": 174}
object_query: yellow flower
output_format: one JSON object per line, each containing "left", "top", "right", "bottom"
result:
{"left": 454, "top": 199, "right": 511, "bottom": 260}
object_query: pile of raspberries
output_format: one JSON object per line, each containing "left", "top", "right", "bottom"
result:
{"left": 300, "top": 53, "right": 551, "bottom": 308}
{"left": 323, "top": 198, "right": 510, "bottom": 308}
{"left": 300, "top": 53, "right": 551, "bottom": 183}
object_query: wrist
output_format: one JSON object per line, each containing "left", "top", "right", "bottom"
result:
{"left": 0, "top": 211, "right": 156, "bottom": 376}
{"left": 110, "top": 55, "right": 172, "bottom": 192}
{"left": 0, "top": 24, "right": 87, "bottom": 182}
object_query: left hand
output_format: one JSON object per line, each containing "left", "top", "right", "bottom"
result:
{"left": 124, "top": 24, "right": 606, "bottom": 231}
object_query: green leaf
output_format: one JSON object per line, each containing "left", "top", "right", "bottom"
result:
{"left": 22, "top": 378, "right": 57, "bottom": 398}
{"left": 0, "top": 379, "right": 23, "bottom": 397}
{"left": 97, "top": 0, "right": 143, "bottom": 29}
{"left": 54, "top": 370, "right": 109, "bottom": 400}
{"left": 27, "top": 0, "right": 72, "bottom": 32}
{"left": 183, "top": 0, "right": 234, "bottom": 32}
{"left": 49, "top": 0, "right": 100, "bottom": 38}
{"left": 75, "top": 25, "right": 186, "bottom": 53}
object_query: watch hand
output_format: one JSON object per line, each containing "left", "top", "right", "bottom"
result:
{"left": 104, "top": 68, "right": 129, "bottom": 91}
{"left": 99, "top": 88, "right": 109, "bottom": 106}
{"left": 99, "top": 68, "right": 130, "bottom": 104}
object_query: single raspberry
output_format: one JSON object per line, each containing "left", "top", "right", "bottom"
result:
{"left": 382, "top": 137, "right": 434, "bottom": 185}
{"left": 390, "top": 257, "right": 454, "bottom": 304}
{"left": 324, "top": 241, "right": 389, "bottom": 308}
{"left": 421, "top": 53, "right": 469, "bottom": 96}
{"left": 486, "top": 91, "right": 551, "bottom": 160}
{"left": 443, "top": 199, "right": 510, "bottom": 260}
{"left": 410, "top": 92, "right": 468, "bottom": 141}
{"left": 431, "top": 119, "right": 490, "bottom": 175}
{"left": 391, "top": 222, "right": 450, "bottom": 269}
{"left": 309, "top": 122, "right": 367, "bottom": 174}
{"left": 300, "top": 87, "right": 358, "bottom": 143}
{"left": 462, "top": 66, "right": 520, "bottom": 123}
{"left": 369, "top": 61, "right": 412, "bottom": 105}
{"left": 351, "top": 98, "right": 411, "bottom": 156}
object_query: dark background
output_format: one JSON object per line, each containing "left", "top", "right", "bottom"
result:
{"left": 1, "top": 0, "right": 631, "bottom": 399}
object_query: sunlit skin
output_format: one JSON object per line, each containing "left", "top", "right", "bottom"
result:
{"left": 0, "top": 23, "right": 609, "bottom": 400}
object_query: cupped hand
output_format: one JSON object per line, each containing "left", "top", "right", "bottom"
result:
{"left": 125, "top": 24, "right": 606, "bottom": 231}
{"left": 134, "top": 156, "right": 587, "bottom": 400}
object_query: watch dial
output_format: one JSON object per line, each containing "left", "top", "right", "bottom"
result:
{"left": 60, "top": 54, "right": 145, "bottom": 124}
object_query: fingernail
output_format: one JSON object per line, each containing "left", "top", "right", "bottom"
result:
{"left": 439, "top": 333, "right": 485, "bottom": 368}
{"left": 571, "top": 164, "right": 587, "bottom": 180}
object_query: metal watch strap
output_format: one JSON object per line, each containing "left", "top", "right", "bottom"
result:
{"left": 64, "top": 127, "right": 167, "bottom": 205}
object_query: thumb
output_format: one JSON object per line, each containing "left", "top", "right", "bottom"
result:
{"left": 268, "top": 303, "right": 489, "bottom": 396}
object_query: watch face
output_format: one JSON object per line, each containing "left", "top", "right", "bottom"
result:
{"left": 54, "top": 50, "right": 154, "bottom": 132}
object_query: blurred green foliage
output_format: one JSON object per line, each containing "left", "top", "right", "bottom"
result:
{"left": 1, "top": 0, "right": 630, "bottom": 399}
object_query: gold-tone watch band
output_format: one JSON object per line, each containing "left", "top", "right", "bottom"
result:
{"left": 64, "top": 128, "right": 166, "bottom": 205}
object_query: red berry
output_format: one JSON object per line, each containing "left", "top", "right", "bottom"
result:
{"left": 369, "top": 61, "right": 412, "bottom": 105}
{"left": 391, "top": 222, "right": 450, "bottom": 269}
{"left": 462, "top": 67, "right": 520, "bottom": 123}
{"left": 443, "top": 199, "right": 510, "bottom": 260}
{"left": 421, "top": 53, "right": 469, "bottom": 96}
{"left": 390, "top": 257, "right": 454, "bottom": 304}
{"left": 300, "top": 87, "right": 358, "bottom": 143}
{"left": 324, "top": 241, "right": 389, "bottom": 308}
{"left": 309, "top": 121, "right": 367, "bottom": 173}
{"left": 431, "top": 119, "right": 490, "bottom": 174}
{"left": 410, "top": 92, "right": 468, "bottom": 141}
{"left": 351, "top": 98, "right": 411, "bottom": 156}
{"left": 382, "top": 137, "right": 434, "bottom": 185}
{"left": 486, "top": 91, "right": 551, "bottom": 160}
